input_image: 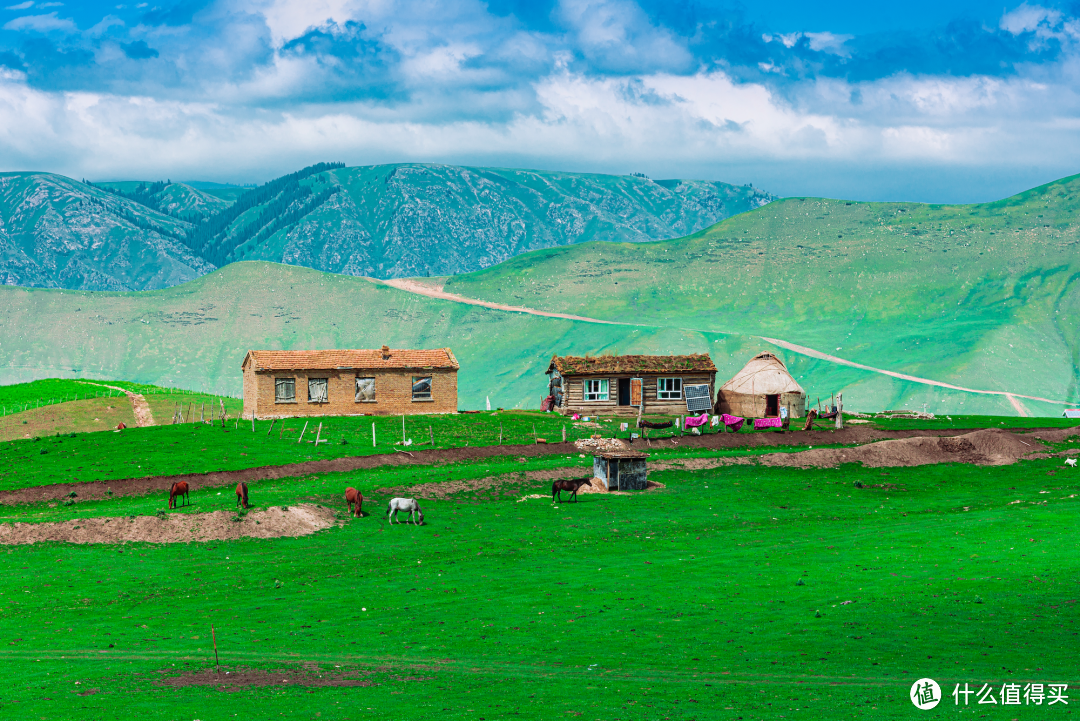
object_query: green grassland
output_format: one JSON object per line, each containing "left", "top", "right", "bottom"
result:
{"left": 1, "top": 426, "right": 1079, "bottom": 719}
{"left": 0, "top": 411, "right": 616, "bottom": 491}
{"left": 0, "top": 379, "right": 128, "bottom": 414}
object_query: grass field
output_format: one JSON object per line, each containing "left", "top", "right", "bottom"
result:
{"left": 1, "top": 420, "right": 1078, "bottom": 719}
{"left": 0, "top": 379, "right": 129, "bottom": 416}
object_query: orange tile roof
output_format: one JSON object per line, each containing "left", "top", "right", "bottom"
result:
{"left": 244, "top": 348, "right": 459, "bottom": 371}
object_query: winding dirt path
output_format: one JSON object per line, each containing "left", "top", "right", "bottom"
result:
{"left": 377, "top": 278, "right": 1071, "bottom": 407}
{"left": 77, "top": 381, "right": 155, "bottom": 427}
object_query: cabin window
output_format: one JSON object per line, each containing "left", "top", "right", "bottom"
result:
{"left": 308, "top": 378, "right": 329, "bottom": 403}
{"left": 275, "top": 377, "right": 295, "bottom": 403}
{"left": 657, "top": 377, "right": 683, "bottom": 400}
{"left": 584, "top": 378, "right": 609, "bottom": 402}
{"left": 355, "top": 377, "right": 376, "bottom": 402}
{"left": 412, "top": 376, "right": 433, "bottom": 401}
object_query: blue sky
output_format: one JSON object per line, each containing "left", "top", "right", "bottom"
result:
{"left": 0, "top": 0, "right": 1078, "bottom": 201}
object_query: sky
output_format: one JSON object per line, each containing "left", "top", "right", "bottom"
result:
{"left": 0, "top": 0, "right": 1078, "bottom": 202}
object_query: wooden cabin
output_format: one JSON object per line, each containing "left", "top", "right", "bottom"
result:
{"left": 546, "top": 353, "right": 717, "bottom": 417}
{"left": 242, "top": 346, "right": 459, "bottom": 419}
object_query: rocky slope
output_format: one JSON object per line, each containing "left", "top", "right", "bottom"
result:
{"left": 0, "top": 173, "right": 212, "bottom": 291}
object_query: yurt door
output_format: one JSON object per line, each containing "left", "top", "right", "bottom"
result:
{"left": 618, "top": 378, "right": 631, "bottom": 406}
{"left": 766, "top": 394, "right": 780, "bottom": 417}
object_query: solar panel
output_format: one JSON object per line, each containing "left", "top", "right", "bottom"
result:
{"left": 684, "top": 384, "right": 712, "bottom": 413}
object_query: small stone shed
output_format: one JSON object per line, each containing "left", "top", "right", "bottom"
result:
{"left": 593, "top": 450, "right": 649, "bottom": 491}
{"left": 242, "top": 346, "right": 459, "bottom": 419}
{"left": 714, "top": 352, "right": 806, "bottom": 419}
{"left": 547, "top": 353, "right": 717, "bottom": 417}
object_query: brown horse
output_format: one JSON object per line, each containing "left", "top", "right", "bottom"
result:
{"left": 552, "top": 477, "right": 593, "bottom": 503}
{"left": 345, "top": 487, "right": 363, "bottom": 517}
{"left": 236, "top": 482, "right": 249, "bottom": 509}
{"left": 169, "top": 481, "right": 190, "bottom": 509}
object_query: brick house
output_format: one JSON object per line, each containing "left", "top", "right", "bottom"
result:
{"left": 241, "top": 346, "right": 459, "bottom": 419}
{"left": 546, "top": 353, "right": 717, "bottom": 417}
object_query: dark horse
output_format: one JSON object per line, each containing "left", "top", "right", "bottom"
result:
{"left": 345, "top": 487, "right": 363, "bottom": 517}
{"left": 236, "top": 482, "right": 250, "bottom": 509}
{"left": 169, "top": 481, "right": 190, "bottom": 509}
{"left": 552, "top": 477, "right": 593, "bottom": 503}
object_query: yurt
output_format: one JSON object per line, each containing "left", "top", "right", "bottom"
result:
{"left": 715, "top": 352, "right": 805, "bottom": 419}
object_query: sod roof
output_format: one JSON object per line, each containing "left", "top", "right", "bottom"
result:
{"left": 244, "top": 347, "right": 459, "bottom": 371}
{"left": 547, "top": 353, "right": 716, "bottom": 375}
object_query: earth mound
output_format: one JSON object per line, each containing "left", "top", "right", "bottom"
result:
{"left": 0, "top": 504, "right": 336, "bottom": 545}
{"left": 762, "top": 428, "right": 1041, "bottom": 469}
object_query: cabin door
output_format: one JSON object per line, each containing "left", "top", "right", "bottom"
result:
{"left": 618, "top": 378, "right": 631, "bottom": 406}
{"left": 765, "top": 394, "right": 780, "bottom": 417}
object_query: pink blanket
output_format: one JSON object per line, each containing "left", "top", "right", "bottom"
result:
{"left": 683, "top": 413, "right": 709, "bottom": 428}
{"left": 753, "top": 417, "right": 783, "bottom": 430}
{"left": 721, "top": 414, "right": 744, "bottom": 432}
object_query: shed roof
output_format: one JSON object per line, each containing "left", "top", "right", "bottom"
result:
{"left": 720, "top": 352, "right": 804, "bottom": 395}
{"left": 243, "top": 347, "right": 459, "bottom": 371}
{"left": 548, "top": 353, "right": 716, "bottom": 375}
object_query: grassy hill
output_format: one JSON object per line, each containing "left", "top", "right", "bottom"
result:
{"left": 0, "top": 259, "right": 1058, "bottom": 415}
{"left": 444, "top": 174, "right": 1080, "bottom": 414}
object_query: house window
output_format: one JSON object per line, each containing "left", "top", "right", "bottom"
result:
{"left": 412, "top": 376, "right": 432, "bottom": 401}
{"left": 657, "top": 377, "right": 683, "bottom": 400}
{"left": 584, "top": 378, "right": 609, "bottom": 402}
{"left": 355, "top": 377, "right": 376, "bottom": 402}
{"left": 275, "top": 377, "right": 296, "bottom": 403}
{"left": 308, "top": 378, "right": 329, "bottom": 403}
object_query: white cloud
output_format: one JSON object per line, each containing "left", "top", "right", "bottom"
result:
{"left": 3, "top": 11, "right": 77, "bottom": 33}
{"left": 4, "top": 1, "right": 34, "bottom": 10}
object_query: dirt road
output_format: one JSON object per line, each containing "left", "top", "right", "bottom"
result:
{"left": 77, "top": 381, "right": 154, "bottom": 427}
{"left": 3, "top": 424, "right": 1074, "bottom": 506}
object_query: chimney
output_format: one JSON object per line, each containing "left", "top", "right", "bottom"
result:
{"left": 381, "top": 345, "right": 391, "bottom": 360}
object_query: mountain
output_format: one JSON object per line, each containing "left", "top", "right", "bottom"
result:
{"left": 0, "top": 165, "right": 772, "bottom": 291}
{"left": 227, "top": 164, "right": 773, "bottom": 278}
{"left": 93, "top": 180, "right": 233, "bottom": 221}
{"left": 0, "top": 172, "right": 212, "bottom": 291}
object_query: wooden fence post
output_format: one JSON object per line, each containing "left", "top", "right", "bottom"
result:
{"left": 499, "top": 422, "right": 503, "bottom": 445}
{"left": 372, "top": 422, "right": 376, "bottom": 447}
{"left": 429, "top": 426, "right": 434, "bottom": 446}
{"left": 267, "top": 419, "right": 276, "bottom": 436}
{"left": 314, "top": 422, "right": 323, "bottom": 447}
{"left": 401, "top": 415, "right": 406, "bottom": 445}
{"left": 251, "top": 411, "right": 255, "bottom": 432}
{"left": 298, "top": 421, "right": 309, "bottom": 443}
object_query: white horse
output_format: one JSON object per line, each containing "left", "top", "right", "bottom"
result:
{"left": 387, "top": 497, "right": 424, "bottom": 525}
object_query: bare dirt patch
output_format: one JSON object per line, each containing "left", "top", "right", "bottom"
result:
{"left": 760, "top": 429, "right": 1042, "bottom": 469}
{"left": 154, "top": 666, "right": 377, "bottom": 689}
{"left": 0, "top": 504, "right": 336, "bottom": 545}
{"left": 78, "top": 382, "right": 154, "bottom": 427}
{"left": 375, "top": 466, "right": 584, "bottom": 499}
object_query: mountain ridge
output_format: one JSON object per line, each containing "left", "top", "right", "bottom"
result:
{"left": 0, "top": 164, "right": 772, "bottom": 291}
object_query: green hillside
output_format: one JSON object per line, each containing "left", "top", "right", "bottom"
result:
{"left": 94, "top": 180, "right": 232, "bottom": 221}
{"left": 0, "top": 259, "right": 1058, "bottom": 415}
{"left": 444, "top": 174, "right": 1080, "bottom": 414}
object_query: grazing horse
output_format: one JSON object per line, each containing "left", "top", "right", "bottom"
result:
{"left": 552, "top": 477, "right": 593, "bottom": 503}
{"left": 386, "top": 497, "right": 423, "bottom": 525}
{"left": 345, "top": 487, "right": 363, "bottom": 517}
{"left": 236, "top": 482, "right": 250, "bottom": 509}
{"left": 168, "top": 481, "right": 190, "bottom": 509}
